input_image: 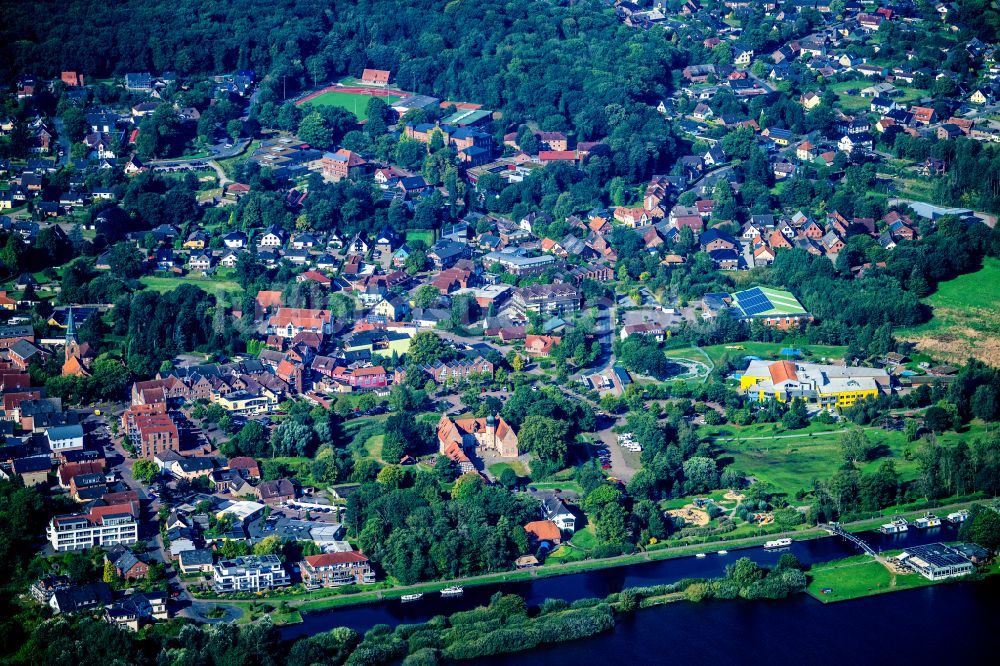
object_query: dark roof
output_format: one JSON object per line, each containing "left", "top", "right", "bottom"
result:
{"left": 12, "top": 456, "right": 50, "bottom": 474}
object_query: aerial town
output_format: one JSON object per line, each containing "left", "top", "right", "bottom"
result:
{"left": 0, "top": 0, "right": 999, "bottom": 664}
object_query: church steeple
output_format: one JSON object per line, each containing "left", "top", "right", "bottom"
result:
{"left": 64, "top": 307, "right": 79, "bottom": 366}
{"left": 66, "top": 306, "right": 77, "bottom": 344}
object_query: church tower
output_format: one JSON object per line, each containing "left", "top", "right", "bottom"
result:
{"left": 65, "top": 307, "right": 79, "bottom": 363}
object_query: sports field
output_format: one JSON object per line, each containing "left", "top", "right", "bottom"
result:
{"left": 897, "top": 257, "right": 1000, "bottom": 366}
{"left": 297, "top": 86, "right": 403, "bottom": 121}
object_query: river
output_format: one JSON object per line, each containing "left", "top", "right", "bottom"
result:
{"left": 281, "top": 523, "right": 973, "bottom": 642}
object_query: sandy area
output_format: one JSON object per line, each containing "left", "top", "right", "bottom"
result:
{"left": 724, "top": 491, "right": 745, "bottom": 501}
{"left": 667, "top": 504, "right": 710, "bottom": 527}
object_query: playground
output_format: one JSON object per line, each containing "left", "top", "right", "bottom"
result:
{"left": 296, "top": 85, "right": 405, "bottom": 120}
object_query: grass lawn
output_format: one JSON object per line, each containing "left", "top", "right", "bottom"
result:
{"left": 269, "top": 610, "right": 303, "bottom": 625}
{"left": 300, "top": 91, "right": 402, "bottom": 121}
{"left": 139, "top": 274, "right": 242, "bottom": 300}
{"left": 405, "top": 229, "right": 435, "bottom": 246}
{"left": 897, "top": 257, "right": 1000, "bottom": 366}
{"left": 828, "top": 79, "right": 925, "bottom": 112}
{"left": 489, "top": 461, "right": 527, "bottom": 478}
{"left": 547, "top": 525, "right": 597, "bottom": 563}
{"left": 363, "top": 434, "right": 385, "bottom": 463}
{"left": 806, "top": 554, "right": 935, "bottom": 603}
{"left": 704, "top": 419, "right": 845, "bottom": 440}
{"left": 720, "top": 421, "right": 990, "bottom": 498}
{"left": 529, "top": 480, "right": 583, "bottom": 494}
{"left": 689, "top": 341, "right": 848, "bottom": 366}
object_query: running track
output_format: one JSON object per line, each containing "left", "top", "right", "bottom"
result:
{"left": 296, "top": 85, "right": 409, "bottom": 105}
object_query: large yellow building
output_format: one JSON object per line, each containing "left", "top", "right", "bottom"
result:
{"left": 740, "top": 360, "right": 887, "bottom": 408}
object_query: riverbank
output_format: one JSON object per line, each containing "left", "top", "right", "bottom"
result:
{"left": 193, "top": 499, "right": 981, "bottom": 614}
{"left": 807, "top": 552, "right": 999, "bottom": 604}
{"left": 806, "top": 553, "right": 936, "bottom": 603}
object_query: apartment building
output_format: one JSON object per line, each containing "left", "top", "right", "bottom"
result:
{"left": 511, "top": 283, "right": 580, "bottom": 316}
{"left": 47, "top": 503, "right": 139, "bottom": 551}
{"left": 300, "top": 552, "right": 376, "bottom": 589}
{"left": 212, "top": 555, "right": 290, "bottom": 593}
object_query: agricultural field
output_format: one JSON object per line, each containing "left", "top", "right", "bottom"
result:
{"left": 897, "top": 257, "right": 1000, "bottom": 366}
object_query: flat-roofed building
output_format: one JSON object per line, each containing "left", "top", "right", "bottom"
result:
{"left": 213, "top": 555, "right": 289, "bottom": 593}
{"left": 899, "top": 543, "right": 975, "bottom": 580}
{"left": 47, "top": 503, "right": 139, "bottom": 551}
{"left": 740, "top": 359, "right": 889, "bottom": 408}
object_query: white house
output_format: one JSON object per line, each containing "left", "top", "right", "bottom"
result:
{"left": 46, "top": 424, "right": 84, "bottom": 455}
{"left": 541, "top": 497, "right": 576, "bottom": 534}
{"left": 259, "top": 226, "right": 286, "bottom": 248}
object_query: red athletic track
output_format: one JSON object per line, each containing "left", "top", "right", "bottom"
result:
{"left": 296, "top": 85, "right": 409, "bottom": 105}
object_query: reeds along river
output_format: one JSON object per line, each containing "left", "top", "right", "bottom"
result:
{"left": 282, "top": 523, "right": 968, "bottom": 642}
{"left": 480, "top": 575, "right": 1000, "bottom": 666}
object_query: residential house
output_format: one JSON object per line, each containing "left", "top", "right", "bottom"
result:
{"left": 541, "top": 497, "right": 576, "bottom": 534}
{"left": 106, "top": 544, "right": 149, "bottom": 580}
{"left": 255, "top": 479, "right": 296, "bottom": 505}
{"left": 524, "top": 334, "right": 561, "bottom": 356}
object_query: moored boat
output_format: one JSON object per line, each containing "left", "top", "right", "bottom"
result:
{"left": 946, "top": 510, "right": 969, "bottom": 524}
{"left": 764, "top": 538, "right": 793, "bottom": 549}
{"left": 880, "top": 518, "right": 909, "bottom": 534}
{"left": 440, "top": 586, "right": 464, "bottom": 597}
{"left": 401, "top": 593, "right": 423, "bottom": 602}
{"left": 695, "top": 553, "right": 706, "bottom": 558}
{"left": 717, "top": 550, "right": 728, "bottom": 555}
{"left": 914, "top": 513, "right": 942, "bottom": 529}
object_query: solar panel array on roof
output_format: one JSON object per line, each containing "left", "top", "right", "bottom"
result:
{"left": 735, "top": 288, "right": 774, "bottom": 317}
{"left": 904, "top": 543, "right": 968, "bottom": 568}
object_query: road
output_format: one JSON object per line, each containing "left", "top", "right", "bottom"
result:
{"left": 147, "top": 138, "right": 251, "bottom": 166}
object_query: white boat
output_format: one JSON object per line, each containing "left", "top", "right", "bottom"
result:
{"left": 914, "top": 514, "right": 942, "bottom": 529}
{"left": 695, "top": 553, "right": 706, "bottom": 558}
{"left": 946, "top": 510, "right": 969, "bottom": 524}
{"left": 400, "top": 593, "right": 423, "bottom": 602}
{"left": 880, "top": 518, "right": 909, "bottom": 534}
{"left": 717, "top": 550, "right": 728, "bottom": 555}
{"left": 440, "top": 586, "right": 464, "bottom": 597}
{"left": 764, "top": 538, "right": 793, "bottom": 549}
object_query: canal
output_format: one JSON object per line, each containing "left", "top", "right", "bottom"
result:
{"left": 281, "top": 523, "right": 968, "bottom": 641}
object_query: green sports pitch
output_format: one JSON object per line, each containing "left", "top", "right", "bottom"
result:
{"left": 299, "top": 90, "right": 402, "bottom": 121}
